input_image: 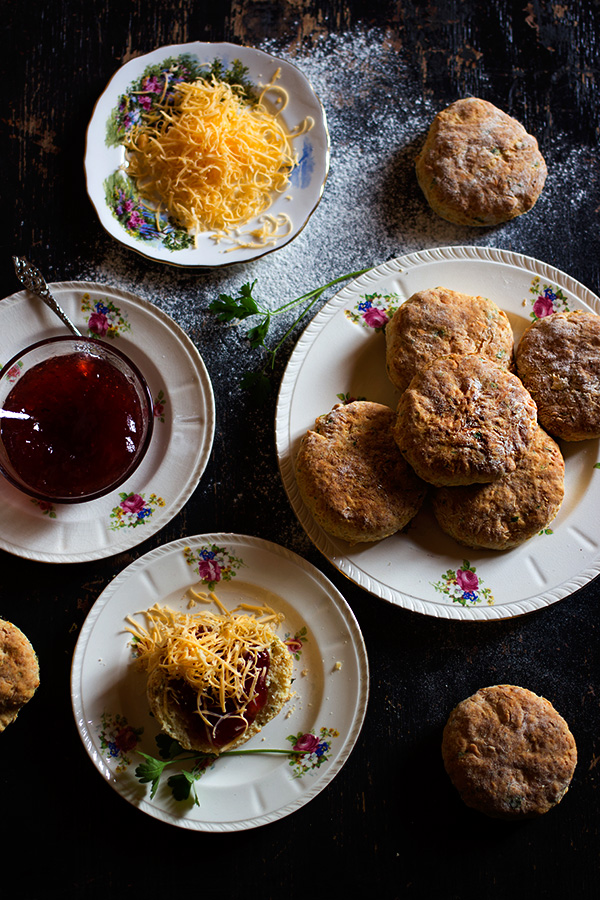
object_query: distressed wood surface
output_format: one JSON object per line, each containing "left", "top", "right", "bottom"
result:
{"left": 1, "top": 2, "right": 599, "bottom": 898}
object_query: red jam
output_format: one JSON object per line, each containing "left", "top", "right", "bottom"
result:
{"left": 0, "top": 350, "right": 148, "bottom": 500}
{"left": 174, "top": 650, "right": 271, "bottom": 750}
{"left": 210, "top": 650, "right": 270, "bottom": 748}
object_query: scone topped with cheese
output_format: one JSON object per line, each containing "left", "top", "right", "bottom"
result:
{"left": 128, "top": 603, "right": 293, "bottom": 753}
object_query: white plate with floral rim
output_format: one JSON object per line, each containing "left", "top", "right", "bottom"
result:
{"left": 85, "top": 41, "right": 330, "bottom": 268}
{"left": 70, "top": 533, "right": 369, "bottom": 831}
{"left": 276, "top": 245, "right": 600, "bottom": 621}
{"left": 0, "top": 282, "right": 215, "bottom": 563}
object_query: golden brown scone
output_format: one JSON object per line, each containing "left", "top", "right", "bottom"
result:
{"left": 516, "top": 309, "right": 600, "bottom": 441}
{"left": 295, "top": 401, "right": 427, "bottom": 543}
{"left": 415, "top": 97, "right": 547, "bottom": 226}
{"left": 432, "top": 424, "right": 564, "bottom": 550}
{"left": 385, "top": 286, "right": 514, "bottom": 393}
{"left": 442, "top": 685, "right": 577, "bottom": 819}
{"left": 147, "top": 633, "right": 293, "bottom": 754}
{"left": 394, "top": 353, "right": 538, "bottom": 486}
{"left": 0, "top": 619, "right": 40, "bottom": 732}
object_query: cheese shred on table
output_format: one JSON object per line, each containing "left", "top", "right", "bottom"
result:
{"left": 124, "top": 75, "right": 298, "bottom": 237}
{"left": 126, "top": 602, "right": 284, "bottom": 714}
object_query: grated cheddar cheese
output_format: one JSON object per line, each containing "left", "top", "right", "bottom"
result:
{"left": 126, "top": 602, "right": 284, "bottom": 721}
{"left": 123, "top": 73, "right": 302, "bottom": 241}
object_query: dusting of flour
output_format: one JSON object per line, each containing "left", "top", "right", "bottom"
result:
{"left": 71, "top": 27, "right": 598, "bottom": 389}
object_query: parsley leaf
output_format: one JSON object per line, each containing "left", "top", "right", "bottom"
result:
{"left": 209, "top": 268, "right": 370, "bottom": 402}
{"left": 135, "top": 738, "right": 307, "bottom": 804}
{"left": 155, "top": 732, "right": 185, "bottom": 760}
{"left": 135, "top": 752, "right": 173, "bottom": 799}
{"left": 167, "top": 770, "right": 200, "bottom": 805}
{"left": 212, "top": 280, "right": 260, "bottom": 322}
{"left": 246, "top": 315, "right": 271, "bottom": 349}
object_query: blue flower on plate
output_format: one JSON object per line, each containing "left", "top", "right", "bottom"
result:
{"left": 290, "top": 140, "right": 315, "bottom": 190}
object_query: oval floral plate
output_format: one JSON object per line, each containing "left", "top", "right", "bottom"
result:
{"left": 85, "top": 41, "right": 330, "bottom": 267}
{"left": 71, "top": 533, "right": 369, "bottom": 831}
{"left": 0, "top": 282, "right": 215, "bottom": 562}
{"left": 276, "top": 245, "right": 600, "bottom": 621}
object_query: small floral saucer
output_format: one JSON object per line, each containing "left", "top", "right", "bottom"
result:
{"left": 0, "top": 282, "right": 215, "bottom": 562}
{"left": 276, "top": 246, "right": 600, "bottom": 621}
{"left": 85, "top": 42, "right": 330, "bottom": 268}
{"left": 71, "top": 533, "right": 369, "bottom": 831}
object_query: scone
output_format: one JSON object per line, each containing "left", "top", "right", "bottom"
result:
{"left": 516, "top": 309, "right": 600, "bottom": 441}
{"left": 416, "top": 97, "right": 547, "bottom": 226}
{"left": 129, "top": 605, "right": 295, "bottom": 754}
{"left": 432, "top": 424, "right": 564, "bottom": 550}
{"left": 147, "top": 632, "right": 293, "bottom": 754}
{"left": 0, "top": 618, "right": 40, "bottom": 732}
{"left": 385, "top": 286, "right": 514, "bottom": 393}
{"left": 393, "top": 353, "right": 538, "bottom": 486}
{"left": 442, "top": 685, "right": 577, "bottom": 819}
{"left": 295, "top": 400, "right": 427, "bottom": 543}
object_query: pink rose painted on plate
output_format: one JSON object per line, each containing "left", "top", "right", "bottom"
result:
{"left": 532, "top": 293, "right": 555, "bottom": 319}
{"left": 183, "top": 543, "right": 245, "bottom": 590}
{"left": 197, "top": 558, "right": 223, "bottom": 584}
{"left": 432, "top": 560, "right": 494, "bottom": 607}
{"left": 88, "top": 310, "right": 109, "bottom": 336}
{"left": 527, "top": 275, "right": 570, "bottom": 321}
{"left": 120, "top": 493, "right": 146, "bottom": 515}
{"left": 6, "top": 363, "right": 22, "bottom": 383}
{"left": 362, "top": 306, "right": 389, "bottom": 328}
{"left": 344, "top": 291, "right": 400, "bottom": 330}
{"left": 293, "top": 732, "right": 321, "bottom": 753}
{"left": 455, "top": 567, "right": 479, "bottom": 593}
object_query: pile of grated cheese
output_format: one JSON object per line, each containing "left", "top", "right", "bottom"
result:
{"left": 124, "top": 75, "right": 298, "bottom": 239}
{"left": 126, "top": 600, "right": 284, "bottom": 715}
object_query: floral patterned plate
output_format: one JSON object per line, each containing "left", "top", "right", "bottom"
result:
{"left": 70, "top": 533, "right": 368, "bottom": 831}
{"left": 0, "top": 282, "right": 215, "bottom": 562}
{"left": 84, "top": 42, "right": 329, "bottom": 267}
{"left": 276, "top": 246, "right": 600, "bottom": 621}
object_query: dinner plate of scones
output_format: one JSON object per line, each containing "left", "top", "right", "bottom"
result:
{"left": 276, "top": 246, "right": 600, "bottom": 620}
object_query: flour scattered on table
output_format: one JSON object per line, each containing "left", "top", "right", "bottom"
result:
{"left": 72, "top": 27, "right": 596, "bottom": 380}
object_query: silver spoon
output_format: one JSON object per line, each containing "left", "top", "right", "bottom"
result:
{"left": 12, "top": 256, "right": 82, "bottom": 336}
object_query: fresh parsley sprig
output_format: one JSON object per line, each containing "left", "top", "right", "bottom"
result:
{"left": 209, "top": 269, "right": 370, "bottom": 402}
{"left": 135, "top": 733, "right": 306, "bottom": 805}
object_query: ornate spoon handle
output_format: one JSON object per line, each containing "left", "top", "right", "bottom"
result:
{"left": 12, "top": 256, "right": 82, "bottom": 336}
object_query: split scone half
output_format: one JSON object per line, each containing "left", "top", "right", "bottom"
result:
{"left": 130, "top": 604, "right": 293, "bottom": 754}
{"left": 0, "top": 618, "right": 40, "bottom": 732}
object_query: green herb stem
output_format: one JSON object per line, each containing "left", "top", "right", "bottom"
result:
{"left": 209, "top": 267, "right": 370, "bottom": 400}
{"left": 136, "top": 745, "right": 309, "bottom": 803}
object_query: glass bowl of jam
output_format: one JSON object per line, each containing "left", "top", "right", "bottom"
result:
{"left": 0, "top": 336, "right": 154, "bottom": 503}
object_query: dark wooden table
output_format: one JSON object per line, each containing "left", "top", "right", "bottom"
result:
{"left": 2, "top": 2, "right": 599, "bottom": 897}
